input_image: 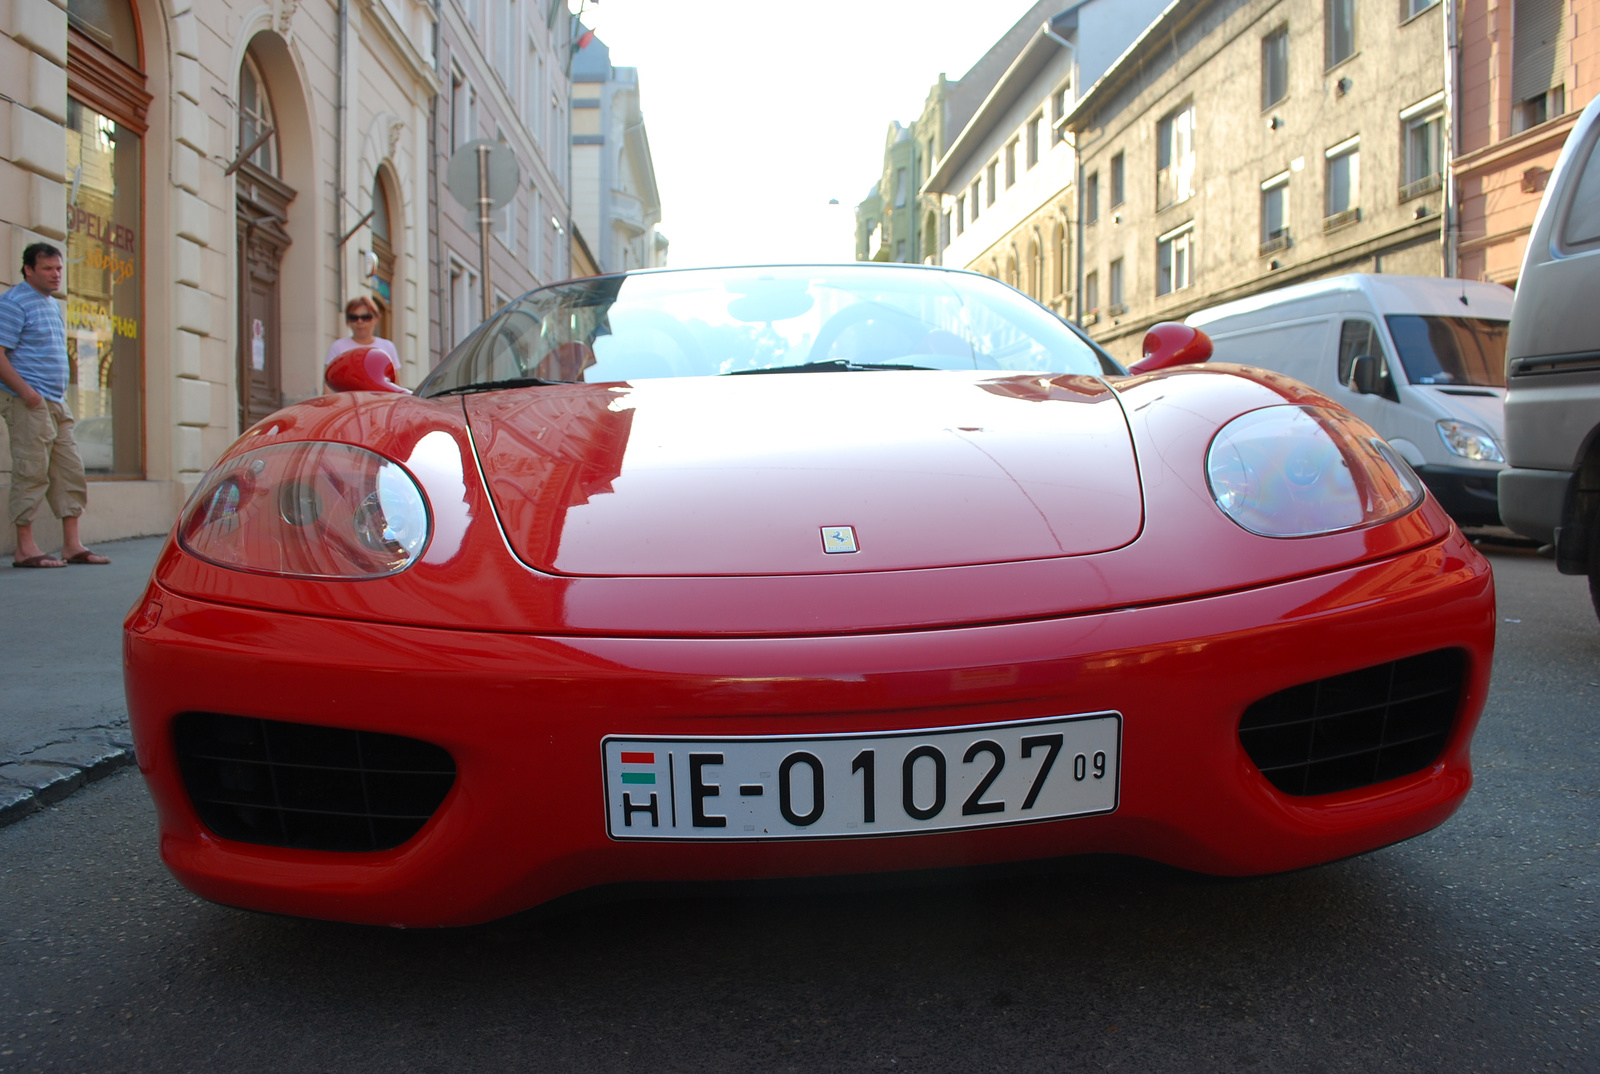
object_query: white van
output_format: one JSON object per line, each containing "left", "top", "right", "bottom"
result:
{"left": 1186, "top": 274, "right": 1514, "bottom": 526}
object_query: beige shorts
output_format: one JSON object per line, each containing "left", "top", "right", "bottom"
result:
{"left": 3, "top": 393, "right": 87, "bottom": 527}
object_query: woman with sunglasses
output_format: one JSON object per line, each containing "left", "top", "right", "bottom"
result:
{"left": 325, "top": 296, "right": 401, "bottom": 379}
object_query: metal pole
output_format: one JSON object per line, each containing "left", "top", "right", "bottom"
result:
{"left": 1442, "top": 0, "right": 1460, "bottom": 278}
{"left": 477, "top": 143, "right": 493, "bottom": 322}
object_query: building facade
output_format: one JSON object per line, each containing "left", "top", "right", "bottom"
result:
{"left": 924, "top": 0, "right": 1167, "bottom": 319}
{"left": 854, "top": 3, "right": 1061, "bottom": 267}
{"left": 570, "top": 33, "right": 666, "bottom": 275}
{"left": 1454, "top": 0, "right": 1598, "bottom": 286}
{"left": 428, "top": 0, "right": 572, "bottom": 361}
{"left": 1068, "top": 0, "right": 1451, "bottom": 364}
{"left": 1, "top": 0, "right": 439, "bottom": 556}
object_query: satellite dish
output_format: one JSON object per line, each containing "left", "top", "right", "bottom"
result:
{"left": 446, "top": 140, "right": 520, "bottom": 212}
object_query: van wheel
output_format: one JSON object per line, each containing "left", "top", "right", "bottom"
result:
{"left": 1591, "top": 521, "right": 1600, "bottom": 625}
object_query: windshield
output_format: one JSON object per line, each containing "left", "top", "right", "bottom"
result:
{"left": 418, "top": 265, "right": 1114, "bottom": 396}
{"left": 1385, "top": 315, "right": 1508, "bottom": 388}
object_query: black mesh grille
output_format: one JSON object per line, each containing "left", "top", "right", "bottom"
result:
{"left": 1238, "top": 649, "right": 1465, "bottom": 796}
{"left": 173, "top": 713, "right": 456, "bottom": 852}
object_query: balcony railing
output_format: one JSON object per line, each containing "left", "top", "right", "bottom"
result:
{"left": 1323, "top": 207, "right": 1362, "bottom": 233}
{"left": 1259, "top": 231, "right": 1291, "bottom": 256}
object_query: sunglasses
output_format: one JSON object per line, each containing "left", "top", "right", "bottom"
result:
{"left": 347, "top": 313, "right": 375, "bottom": 322}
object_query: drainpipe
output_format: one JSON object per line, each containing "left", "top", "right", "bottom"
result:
{"left": 1042, "top": 24, "right": 1084, "bottom": 325}
{"left": 1075, "top": 143, "right": 1085, "bottom": 327}
{"left": 335, "top": 0, "right": 349, "bottom": 313}
{"left": 1443, "top": 0, "right": 1459, "bottom": 278}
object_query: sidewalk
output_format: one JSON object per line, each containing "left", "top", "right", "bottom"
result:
{"left": 0, "top": 533, "right": 166, "bottom": 824}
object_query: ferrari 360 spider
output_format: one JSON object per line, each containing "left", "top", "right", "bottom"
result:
{"left": 124, "top": 264, "right": 1494, "bottom": 927}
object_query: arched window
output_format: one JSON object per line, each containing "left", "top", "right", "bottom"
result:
{"left": 369, "top": 172, "right": 396, "bottom": 338}
{"left": 1027, "top": 236, "right": 1042, "bottom": 300}
{"left": 1052, "top": 222, "right": 1066, "bottom": 298}
{"left": 1005, "top": 251, "right": 1019, "bottom": 289}
{"left": 238, "top": 54, "right": 280, "bottom": 176}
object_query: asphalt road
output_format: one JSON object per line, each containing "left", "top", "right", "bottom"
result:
{"left": 1, "top": 547, "right": 1596, "bottom": 1073}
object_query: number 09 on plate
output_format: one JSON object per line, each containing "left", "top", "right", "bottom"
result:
{"left": 603, "top": 713, "right": 1120, "bottom": 841}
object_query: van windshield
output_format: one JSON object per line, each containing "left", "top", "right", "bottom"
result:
{"left": 1385, "top": 316, "right": 1507, "bottom": 388}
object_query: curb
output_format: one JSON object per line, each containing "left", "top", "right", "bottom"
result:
{"left": 0, "top": 727, "right": 136, "bottom": 830}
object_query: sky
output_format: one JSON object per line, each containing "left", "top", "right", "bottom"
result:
{"left": 569, "top": 1, "right": 1043, "bottom": 268}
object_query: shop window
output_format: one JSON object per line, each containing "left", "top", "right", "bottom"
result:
{"left": 65, "top": 0, "right": 149, "bottom": 477}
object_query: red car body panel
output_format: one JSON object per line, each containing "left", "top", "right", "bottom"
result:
{"left": 125, "top": 364, "right": 1496, "bottom": 926}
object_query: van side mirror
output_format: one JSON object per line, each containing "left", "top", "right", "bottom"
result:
{"left": 326, "top": 346, "right": 411, "bottom": 394}
{"left": 1348, "top": 354, "right": 1379, "bottom": 395}
{"left": 1128, "top": 322, "right": 1214, "bottom": 374}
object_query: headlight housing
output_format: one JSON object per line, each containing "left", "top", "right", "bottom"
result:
{"left": 1436, "top": 419, "right": 1505, "bottom": 463}
{"left": 179, "top": 442, "right": 431, "bottom": 578}
{"left": 1206, "top": 406, "right": 1425, "bottom": 537}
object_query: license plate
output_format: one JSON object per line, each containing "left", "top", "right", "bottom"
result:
{"left": 603, "top": 713, "right": 1120, "bottom": 841}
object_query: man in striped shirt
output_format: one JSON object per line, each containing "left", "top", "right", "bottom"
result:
{"left": 0, "top": 242, "right": 108, "bottom": 567}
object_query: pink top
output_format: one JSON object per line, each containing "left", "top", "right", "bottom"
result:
{"left": 325, "top": 336, "right": 400, "bottom": 368}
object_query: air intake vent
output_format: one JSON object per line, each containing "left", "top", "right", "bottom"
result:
{"left": 174, "top": 713, "right": 456, "bottom": 852}
{"left": 1239, "top": 649, "right": 1464, "bottom": 796}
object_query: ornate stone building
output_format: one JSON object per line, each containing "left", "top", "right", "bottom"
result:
{"left": 1, "top": 0, "right": 439, "bottom": 554}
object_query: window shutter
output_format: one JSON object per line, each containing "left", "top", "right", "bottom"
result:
{"left": 1512, "top": 0, "right": 1566, "bottom": 104}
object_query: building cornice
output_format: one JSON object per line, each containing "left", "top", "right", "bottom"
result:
{"left": 1453, "top": 112, "right": 1579, "bottom": 177}
{"left": 924, "top": 13, "right": 1079, "bottom": 196}
{"left": 357, "top": 0, "right": 443, "bottom": 96}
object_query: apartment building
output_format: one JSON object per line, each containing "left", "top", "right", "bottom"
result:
{"left": 923, "top": 0, "right": 1167, "bottom": 319}
{"left": 1454, "top": 0, "right": 1598, "bottom": 285}
{"left": 854, "top": 1, "right": 1056, "bottom": 266}
{"left": 1067, "top": 0, "right": 1450, "bottom": 364}
{"left": 430, "top": 0, "right": 574, "bottom": 359}
{"left": 570, "top": 32, "right": 667, "bottom": 275}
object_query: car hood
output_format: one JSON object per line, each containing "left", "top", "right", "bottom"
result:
{"left": 463, "top": 371, "right": 1143, "bottom": 577}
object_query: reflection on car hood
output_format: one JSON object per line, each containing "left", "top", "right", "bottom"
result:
{"left": 464, "top": 371, "right": 1143, "bottom": 577}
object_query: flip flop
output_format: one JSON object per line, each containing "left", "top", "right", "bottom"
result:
{"left": 65, "top": 550, "right": 111, "bottom": 565}
{"left": 13, "top": 554, "right": 66, "bottom": 568}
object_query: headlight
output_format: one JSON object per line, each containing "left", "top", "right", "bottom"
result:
{"left": 1436, "top": 419, "right": 1504, "bottom": 463}
{"left": 1207, "top": 406, "right": 1425, "bottom": 537}
{"left": 179, "top": 442, "right": 431, "bottom": 578}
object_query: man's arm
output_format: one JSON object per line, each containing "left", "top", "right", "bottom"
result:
{"left": 0, "top": 347, "right": 43, "bottom": 408}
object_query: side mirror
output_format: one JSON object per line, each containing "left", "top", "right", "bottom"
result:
{"left": 1127, "top": 322, "right": 1214, "bottom": 374}
{"left": 325, "top": 346, "right": 411, "bottom": 394}
{"left": 1348, "top": 354, "right": 1379, "bottom": 395}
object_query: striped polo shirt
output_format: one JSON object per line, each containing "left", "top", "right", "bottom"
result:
{"left": 0, "top": 280, "right": 69, "bottom": 403}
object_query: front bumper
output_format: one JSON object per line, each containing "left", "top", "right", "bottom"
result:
{"left": 125, "top": 531, "right": 1494, "bottom": 928}
{"left": 1416, "top": 464, "right": 1503, "bottom": 527}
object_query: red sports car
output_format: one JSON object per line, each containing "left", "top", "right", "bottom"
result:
{"left": 124, "top": 265, "right": 1494, "bottom": 927}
